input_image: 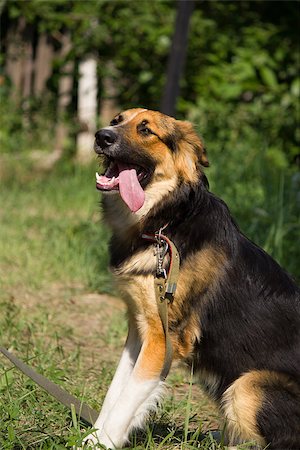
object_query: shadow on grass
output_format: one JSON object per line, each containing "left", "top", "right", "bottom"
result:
{"left": 128, "top": 418, "right": 224, "bottom": 449}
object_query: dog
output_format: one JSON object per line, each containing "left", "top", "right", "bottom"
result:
{"left": 83, "top": 108, "right": 300, "bottom": 449}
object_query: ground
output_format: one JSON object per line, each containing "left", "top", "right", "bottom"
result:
{"left": 1, "top": 281, "right": 222, "bottom": 449}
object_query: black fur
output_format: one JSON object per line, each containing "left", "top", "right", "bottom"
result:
{"left": 257, "top": 376, "right": 300, "bottom": 448}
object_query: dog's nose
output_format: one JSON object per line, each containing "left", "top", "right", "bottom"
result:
{"left": 95, "top": 129, "right": 117, "bottom": 150}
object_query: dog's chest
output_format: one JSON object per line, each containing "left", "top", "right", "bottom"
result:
{"left": 112, "top": 246, "right": 200, "bottom": 356}
{"left": 113, "top": 246, "right": 158, "bottom": 316}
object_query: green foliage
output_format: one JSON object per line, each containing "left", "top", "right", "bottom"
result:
{"left": 0, "top": 163, "right": 111, "bottom": 293}
{"left": 3, "top": 0, "right": 175, "bottom": 110}
{"left": 1, "top": 1, "right": 299, "bottom": 274}
{"left": 182, "top": 2, "right": 299, "bottom": 159}
{"left": 90, "top": 0, "right": 174, "bottom": 109}
{"left": 0, "top": 87, "right": 57, "bottom": 155}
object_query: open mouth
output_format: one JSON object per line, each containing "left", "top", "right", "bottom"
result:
{"left": 96, "top": 158, "right": 150, "bottom": 212}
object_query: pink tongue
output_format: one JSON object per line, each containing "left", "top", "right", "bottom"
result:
{"left": 118, "top": 163, "right": 145, "bottom": 212}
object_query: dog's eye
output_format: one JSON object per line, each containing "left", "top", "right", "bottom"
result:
{"left": 138, "top": 121, "right": 153, "bottom": 136}
{"left": 141, "top": 127, "right": 152, "bottom": 136}
{"left": 110, "top": 114, "right": 123, "bottom": 126}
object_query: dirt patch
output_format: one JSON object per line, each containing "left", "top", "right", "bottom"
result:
{"left": 8, "top": 282, "right": 126, "bottom": 365}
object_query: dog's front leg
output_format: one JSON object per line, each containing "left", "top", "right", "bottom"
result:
{"left": 85, "top": 322, "right": 167, "bottom": 449}
{"left": 91, "top": 318, "right": 141, "bottom": 434}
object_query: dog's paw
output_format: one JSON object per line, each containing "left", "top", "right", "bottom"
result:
{"left": 80, "top": 432, "right": 115, "bottom": 449}
{"left": 75, "top": 434, "right": 99, "bottom": 449}
{"left": 80, "top": 435, "right": 101, "bottom": 449}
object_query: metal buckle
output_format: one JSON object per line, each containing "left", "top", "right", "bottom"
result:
{"left": 155, "top": 238, "right": 168, "bottom": 279}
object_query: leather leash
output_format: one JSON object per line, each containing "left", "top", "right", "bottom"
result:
{"left": 0, "top": 346, "right": 98, "bottom": 425}
{"left": 142, "top": 231, "right": 180, "bottom": 380}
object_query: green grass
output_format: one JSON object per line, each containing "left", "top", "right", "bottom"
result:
{"left": 0, "top": 158, "right": 297, "bottom": 448}
{"left": 0, "top": 296, "right": 221, "bottom": 449}
{"left": 208, "top": 151, "right": 300, "bottom": 282}
{"left": 0, "top": 160, "right": 111, "bottom": 294}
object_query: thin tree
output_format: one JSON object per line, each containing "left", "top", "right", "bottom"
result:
{"left": 161, "top": 0, "right": 194, "bottom": 117}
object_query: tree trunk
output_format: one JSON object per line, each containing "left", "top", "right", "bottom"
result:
{"left": 100, "top": 60, "right": 119, "bottom": 126}
{"left": 34, "top": 34, "right": 53, "bottom": 96}
{"left": 53, "top": 32, "right": 74, "bottom": 160}
{"left": 34, "top": 31, "right": 74, "bottom": 170}
{"left": 76, "top": 56, "right": 98, "bottom": 164}
{"left": 5, "top": 17, "right": 34, "bottom": 101}
{"left": 22, "top": 23, "right": 34, "bottom": 100}
{"left": 160, "top": 0, "right": 194, "bottom": 116}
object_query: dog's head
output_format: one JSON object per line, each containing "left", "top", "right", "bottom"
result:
{"left": 95, "top": 108, "right": 209, "bottom": 215}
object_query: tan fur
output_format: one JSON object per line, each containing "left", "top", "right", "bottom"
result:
{"left": 111, "top": 108, "right": 207, "bottom": 189}
{"left": 135, "top": 175, "right": 178, "bottom": 220}
{"left": 135, "top": 325, "right": 166, "bottom": 380}
{"left": 222, "top": 371, "right": 267, "bottom": 446}
{"left": 175, "top": 247, "right": 227, "bottom": 301}
{"left": 115, "top": 246, "right": 157, "bottom": 276}
{"left": 117, "top": 273, "right": 170, "bottom": 380}
{"left": 114, "top": 246, "right": 227, "bottom": 364}
{"left": 177, "top": 120, "right": 209, "bottom": 168}
{"left": 116, "top": 275, "right": 157, "bottom": 327}
{"left": 170, "top": 317, "right": 199, "bottom": 359}
{"left": 169, "top": 248, "right": 227, "bottom": 359}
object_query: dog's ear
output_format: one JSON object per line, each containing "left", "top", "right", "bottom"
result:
{"left": 200, "top": 146, "right": 209, "bottom": 167}
{"left": 177, "top": 120, "right": 209, "bottom": 167}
